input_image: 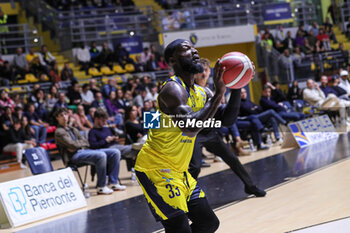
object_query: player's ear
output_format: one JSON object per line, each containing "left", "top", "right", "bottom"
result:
{"left": 169, "top": 56, "right": 175, "bottom": 65}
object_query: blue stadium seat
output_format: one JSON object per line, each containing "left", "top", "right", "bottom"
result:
{"left": 24, "top": 147, "right": 54, "bottom": 175}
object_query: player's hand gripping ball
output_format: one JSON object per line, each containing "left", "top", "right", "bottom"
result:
{"left": 220, "top": 52, "right": 254, "bottom": 89}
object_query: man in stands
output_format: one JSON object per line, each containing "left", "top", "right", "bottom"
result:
{"left": 25, "top": 103, "right": 48, "bottom": 145}
{"left": 338, "top": 70, "right": 350, "bottom": 95}
{"left": 54, "top": 108, "right": 124, "bottom": 195}
{"left": 320, "top": 75, "right": 350, "bottom": 101}
{"left": 12, "top": 47, "right": 29, "bottom": 81}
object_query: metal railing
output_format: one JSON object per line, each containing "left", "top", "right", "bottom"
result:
{"left": 340, "top": 1, "right": 350, "bottom": 31}
{"left": 0, "top": 24, "right": 42, "bottom": 54}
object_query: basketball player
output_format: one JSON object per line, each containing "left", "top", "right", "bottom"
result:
{"left": 189, "top": 58, "right": 266, "bottom": 197}
{"left": 135, "top": 39, "right": 226, "bottom": 232}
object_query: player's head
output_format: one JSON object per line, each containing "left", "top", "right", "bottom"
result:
{"left": 164, "top": 39, "right": 203, "bottom": 74}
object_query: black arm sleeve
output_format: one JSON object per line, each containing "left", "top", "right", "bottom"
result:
{"left": 213, "top": 89, "right": 241, "bottom": 127}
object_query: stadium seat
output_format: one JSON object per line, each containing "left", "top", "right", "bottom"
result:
{"left": 101, "top": 66, "right": 115, "bottom": 76}
{"left": 89, "top": 67, "right": 103, "bottom": 77}
{"left": 25, "top": 73, "right": 39, "bottom": 83}
{"left": 125, "top": 63, "right": 135, "bottom": 73}
{"left": 113, "top": 64, "right": 127, "bottom": 74}
{"left": 115, "top": 75, "right": 123, "bottom": 84}
{"left": 24, "top": 147, "right": 54, "bottom": 175}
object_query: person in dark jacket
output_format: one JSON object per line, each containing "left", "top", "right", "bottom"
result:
{"left": 2, "top": 119, "right": 36, "bottom": 168}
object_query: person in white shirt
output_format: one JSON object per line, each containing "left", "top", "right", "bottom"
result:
{"left": 303, "top": 79, "right": 350, "bottom": 125}
{"left": 338, "top": 70, "right": 350, "bottom": 95}
{"left": 140, "top": 47, "right": 151, "bottom": 64}
{"left": 275, "top": 25, "right": 285, "bottom": 42}
{"left": 81, "top": 83, "right": 94, "bottom": 111}
{"left": 76, "top": 44, "right": 92, "bottom": 74}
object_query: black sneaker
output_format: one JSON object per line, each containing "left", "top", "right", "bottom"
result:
{"left": 245, "top": 185, "right": 266, "bottom": 197}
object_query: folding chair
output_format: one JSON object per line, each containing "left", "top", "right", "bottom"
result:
{"left": 24, "top": 147, "right": 53, "bottom": 175}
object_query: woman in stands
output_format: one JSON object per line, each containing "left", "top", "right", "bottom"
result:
{"left": 124, "top": 105, "right": 146, "bottom": 144}
{"left": 21, "top": 116, "right": 36, "bottom": 142}
{"left": 0, "top": 89, "right": 15, "bottom": 112}
{"left": 106, "top": 90, "right": 124, "bottom": 129}
{"left": 46, "top": 85, "right": 59, "bottom": 113}
{"left": 2, "top": 119, "right": 35, "bottom": 169}
{"left": 74, "top": 104, "right": 93, "bottom": 132}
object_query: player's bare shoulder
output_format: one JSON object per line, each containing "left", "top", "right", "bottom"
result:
{"left": 158, "top": 81, "right": 188, "bottom": 114}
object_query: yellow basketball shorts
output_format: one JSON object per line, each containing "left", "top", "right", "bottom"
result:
{"left": 135, "top": 169, "right": 206, "bottom": 221}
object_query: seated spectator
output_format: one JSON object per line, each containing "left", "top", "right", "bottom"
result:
{"left": 74, "top": 104, "right": 93, "bottom": 131}
{"left": 294, "top": 31, "right": 305, "bottom": 48}
{"left": 33, "top": 89, "right": 48, "bottom": 121}
{"left": 282, "top": 31, "right": 295, "bottom": 52}
{"left": 310, "top": 21, "right": 319, "bottom": 36}
{"left": 279, "top": 49, "right": 292, "bottom": 69}
{"left": 275, "top": 25, "right": 286, "bottom": 42}
{"left": 98, "top": 42, "right": 113, "bottom": 66}
{"left": 296, "top": 23, "right": 308, "bottom": 37}
{"left": 324, "top": 17, "right": 337, "bottom": 43}
{"left": 240, "top": 88, "right": 286, "bottom": 148}
{"left": 81, "top": 83, "right": 94, "bottom": 110}
{"left": 316, "top": 28, "right": 331, "bottom": 51}
{"left": 87, "top": 107, "right": 96, "bottom": 125}
{"left": 113, "top": 43, "right": 134, "bottom": 68}
{"left": 133, "top": 87, "right": 151, "bottom": 108}
{"left": 0, "top": 89, "right": 15, "bottom": 112}
{"left": 287, "top": 80, "right": 302, "bottom": 104}
{"left": 134, "top": 55, "right": 144, "bottom": 72}
{"left": 89, "top": 41, "right": 100, "bottom": 63}
{"left": 301, "top": 38, "right": 315, "bottom": 54}
{"left": 158, "top": 55, "right": 169, "bottom": 70}
{"left": 92, "top": 91, "right": 109, "bottom": 113}
{"left": 52, "top": 92, "right": 69, "bottom": 115}
{"left": 303, "top": 79, "right": 349, "bottom": 125}
{"left": 315, "top": 39, "right": 326, "bottom": 53}
{"left": 38, "top": 45, "right": 56, "bottom": 68}
{"left": 21, "top": 115, "right": 36, "bottom": 143}
{"left": 12, "top": 47, "right": 29, "bottom": 81}
{"left": 145, "top": 54, "right": 160, "bottom": 71}
{"left": 61, "top": 63, "right": 76, "bottom": 83}
{"left": 338, "top": 70, "right": 350, "bottom": 95}
{"left": 291, "top": 47, "right": 305, "bottom": 65}
{"left": 27, "top": 83, "right": 40, "bottom": 103}
{"left": 0, "top": 61, "right": 12, "bottom": 85}
{"left": 102, "top": 78, "right": 117, "bottom": 99}
{"left": 67, "top": 82, "right": 82, "bottom": 105}
{"left": 89, "top": 79, "right": 100, "bottom": 95}
{"left": 149, "top": 84, "right": 159, "bottom": 102}
{"left": 124, "top": 105, "right": 147, "bottom": 144}
{"left": 266, "top": 82, "right": 287, "bottom": 103}
{"left": 26, "top": 48, "right": 48, "bottom": 76}
{"left": 140, "top": 47, "right": 151, "bottom": 64}
{"left": 106, "top": 90, "right": 124, "bottom": 116}
{"left": 25, "top": 103, "right": 48, "bottom": 145}
{"left": 46, "top": 85, "right": 59, "bottom": 113}
{"left": 1, "top": 106, "right": 14, "bottom": 131}
{"left": 54, "top": 108, "right": 124, "bottom": 195}
{"left": 89, "top": 108, "right": 137, "bottom": 160}
{"left": 260, "top": 86, "right": 306, "bottom": 122}
{"left": 76, "top": 43, "right": 92, "bottom": 74}
{"left": 12, "top": 106, "right": 24, "bottom": 121}
{"left": 150, "top": 44, "right": 161, "bottom": 62}
{"left": 49, "top": 63, "right": 61, "bottom": 83}
{"left": 115, "top": 89, "right": 127, "bottom": 113}
{"left": 274, "top": 40, "right": 285, "bottom": 54}
{"left": 3, "top": 119, "right": 36, "bottom": 168}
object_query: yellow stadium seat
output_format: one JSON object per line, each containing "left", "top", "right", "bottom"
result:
{"left": 101, "top": 66, "right": 115, "bottom": 76}
{"left": 310, "top": 62, "right": 316, "bottom": 71}
{"left": 113, "top": 64, "right": 126, "bottom": 74}
{"left": 11, "top": 87, "right": 23, "bottom": 92}
{"left": 125, "top": 63, "right": 135, "bottom": 73}
{"left": 25, "top": 73, "right": 39, "bottom": 82}
{"left": 115, "top": 75, "right": 123, "bottom": 84}
{"left": 89, "top": 68, "right": 103, "bottom": 77}
{"left": 17, "top": 79, "right": 29, "bottom": 84}
{"left": 101, "top": 77, "right": 109, "bottom": 84}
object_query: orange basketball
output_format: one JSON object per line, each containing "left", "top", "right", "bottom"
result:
{"left": 220, "top": 52, "right": 254, "bottom": 89}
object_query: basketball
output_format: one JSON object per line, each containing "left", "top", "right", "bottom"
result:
{"left": 220, "top": 52, "right": 254, "bottom": 89}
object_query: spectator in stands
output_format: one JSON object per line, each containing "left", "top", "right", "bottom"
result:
{"left": 317, "top": 28, "right": 331, "bottom": 51}
{"left": 46, "top": 85, "right": 59, "bottom": 113}
{"left": 49, "top": 63, "right": 61, "bottom": 83}
{"left": 291, "top": 47, "right": 305, "bottom": 65}
{"left": 13, "top": 94, "right": 24, "bottom": 109}
{"left": 3, "top": 119, "right": 35, "bottom": 168}
{"left": 239, "top": 88, "right": 286, "bottom": 148}
{"left": 21, "top": 115, "right": 35, "bottom": 142}
{"left": 150, "top": 44, "right": 161, "bottom": 62}
{"left": 61, "top": 63, "right": 76, "bottom": 83}
{"left": 81, "top": 83, "right": 94, "bottom": 110}
{"left": 92, "top": 91, "right": 108, "bottom": 112}
{"left": 307, "top": 30, "right": 318, "bottom": 49}
{"left": 287, "top": 80, "right": 302, "bottom": 104}
{"left": 106, "top": 90, "right": 122, "bottom": 116}
{"left": 114, "top": 89, "right": 127, "bottom": 113}
{"left": 67, "top": 82, "right": 82, "bottom": 105}
{"left": 149, "top": 84, "right": 159, "bottom": 102}
{"left": 140, "top": 47, "right": 151, "bottom": 64}
{"left": 87, "top": 107, "right": 96, "bottom": 125}
{"left": 74, "top": 104, "right": 93, "bottom": 131}
{"left": 320, "top": 75, "right": 349, "bottom": 100}
{"left": 133, "top": 87, "right": 151, "bottom": 108}
{"left": 303, "top": 79, "right": 349, "bottom": 125}
{"left": 113, "top": 43, "right": 134, "bottom": 68}
{"left": 54, "top": 108, "right": 124, "bottom": 194}
{"left": 89, "top": 41, "right": 100, "bottom": 63}
{"left": 28, "top": 83, "right": 40, "bottom": 103}
{"left": 98, "top": 42, "right": 113, "bottom": 67}
{"left": 12, "top": 106, "right": 24, "bottom": 121}
{"left": 89, "top": 79, "right": 100, "bottom": 95}
{"left": 296, "top": 24, "right": 308, "bottom": 38}
{"left": 88, "top": 108, "right": 136, "bottom": 163}
{"left": 26, "top": 48, "right": 48, "bottom": 76}
{"left": 158, "top": 55, "right": 169, "bottom": 70}
{"left": 12, "top": 47, "right": 29, "bottom": 80}
{"left": 0, "top": 60, "right": 11, "bottom": 86}
{"left": 338, "top": 70, "right": 350, "bottom": 95}
{"left": 39, "top": 45, "right": 56, "bottom": 68}
{"left": 133, "top": 55, "right": 144, "bottom": 72}
{"left": 266, "top": 82, "right": 287, "bottom": 103}
{"left": 52, "top": 92, "right": 68, "bottom": 114}
{"left": 124, "top": 105, "right": 146, "bottom": 144}
{"left": 311, "top": 22, "right": 319, "bottom": 36}
{"left": 279, "top": 49, "right": 292, "bottom": 69}
{"left": 260, "top": 86, "right": 306, "bottom": 122}
{"left": 102, "top": 78, "right": 117, "bottom": 98}
{"left": 274, "top": 40, "right": 285, "bottom": 54}
{"left": 283, "top": 31, "right": 295, "bottom": 52}
{"left": 0, "top": 89, "right": 15, "bottom": 112}
{"left": 25, "top": 102, "right": 48, "bottom": 145}
{"left": 76, "top": 43, "right": 92, "bottom": 74}
{"left": 301, "top": 38, "right": 315, "bottom": 54}
{"left": 1, "top": 106, "right": 14, "bottom": 131}
{"left": 294, "top": 31, "right": 305, "bottom": 48}
{"left": 275, "top": 25, "right": 285, "bottom": 42}
{"left": 34, "top": 89, "right": 48, "bottom": 121}
{"left": 145, "top": 54, "right": 160, "bottom": 71}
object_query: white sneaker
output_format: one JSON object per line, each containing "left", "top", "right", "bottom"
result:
{"left": 20, "top": 163, "right": 27, "bottom": 169}
{"left": 110, "top": 183, "right": 126, "bottom": 191}
{"left": 97, "top": 186, "right": 113, "bottom": 195}
{"left": 132, "top": 143, "right": 143, "bottom": 150}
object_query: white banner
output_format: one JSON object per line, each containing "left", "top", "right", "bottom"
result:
{"left": 162, "top": 25, "right": 255, "bottom": 48}
{"left": 0, "top": 168, "right": 87, "bottom": 227}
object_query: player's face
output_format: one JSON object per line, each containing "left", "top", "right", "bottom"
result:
{"left": 176, "top": 41, "right": 203, "bottom": 74}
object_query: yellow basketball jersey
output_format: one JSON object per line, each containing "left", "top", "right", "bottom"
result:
{"left": 135, "top": 75, "right": 207, "bottom": 172}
